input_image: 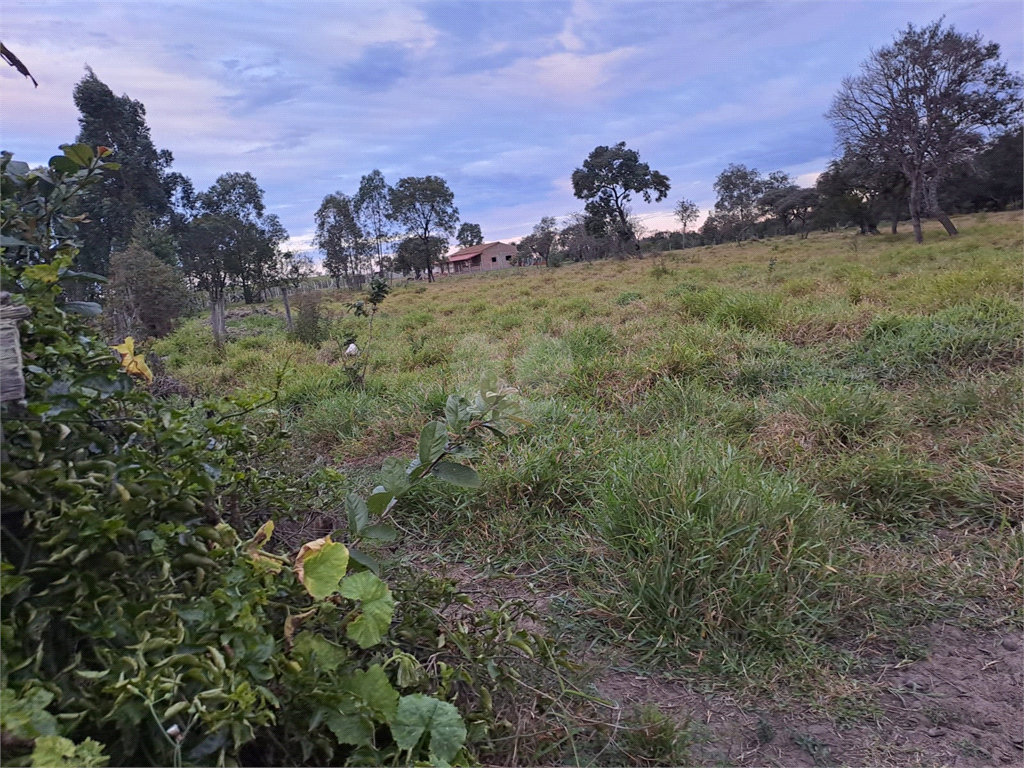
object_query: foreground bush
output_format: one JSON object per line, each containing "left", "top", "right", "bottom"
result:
{"left": 0, "top": 147, "right": 547, "bottom": 767}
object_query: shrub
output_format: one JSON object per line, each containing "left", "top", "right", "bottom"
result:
{"left": 291, "top": 291, "right": 329, "bottom": 346}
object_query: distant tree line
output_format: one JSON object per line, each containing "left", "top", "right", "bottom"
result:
{"left": 314, "top": 173, "right": 471, "bottom": 284}
{"left": 67, "top": 67, "right": 311, "bottom": 344}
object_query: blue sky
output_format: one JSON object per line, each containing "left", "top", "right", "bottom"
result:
{"left": 2, "top": 0, "right": 1021, "bottom": 256}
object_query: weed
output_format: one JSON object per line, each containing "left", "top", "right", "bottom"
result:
{"left": 616, "top": 291, "right": 643, "bottom": 306}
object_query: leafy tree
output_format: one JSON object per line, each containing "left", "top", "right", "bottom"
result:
{"left": 571, "top": 142, "right": 670, "bottom": 255}
{"left": 456, "top": 222, "right": 484, "bottom": 249}
{"left": 70, "top": 67, "right": 174, "bottom": 278}
{"left": 106, "top": 240, "right": 191, "bottom": 340}
{"left": 353, "top": 170, "right": 395, "bottom": 275}
{"left": 673, "top": 199, "right": 700, "bottom": 245}
{"left": 815, "top": 152, "right": 909, "bottom": 234}
{"left": 394, "top": 236, "right": 447, "bottom": 279}
{"left": 272, "top": 250, "right": 314, "bottom": 332}
{"left": 712, "top": 165, "right": 791, "bottom": 240}
{"left": 826, "top": 19, "right": 1022, "bottom": 243}
{"left": 315, "top": 192, "right": 370, "bottom": 287}
{"left": 179, "top": 213, "right": 234, "bottom": 344}
{"left": 940, "top": 127, "right": 1024, "bottom": 212}
{"left": 388, "top": 176, "right": 459, "bottom": 283}
{"left": 758, "top": 186, "right": 820, "bottom": 236}
{"left": 197, "top": 172, "right": 287, "bottom": 304}
{"left": 530, "top": 216, "right": 558, "bottom": 267}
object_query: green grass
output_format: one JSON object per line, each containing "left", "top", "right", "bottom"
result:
{"left": 154, "top": 211, "right": 1024, "bottom": 730}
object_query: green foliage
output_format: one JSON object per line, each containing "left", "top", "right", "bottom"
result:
{"left": 392, "top": 694, "right": 467, "bottom": 765}
{"left": 105, "top": 241, "right": 190, "bottom": 339}
{"left": 291, "top": 291, "right": 328, "bottom": 346}
{"left": 1, "top": 147, "right": 546, "bottom": 767}
{"left": 31, "top": 736, "right": 109, "bottom": 768}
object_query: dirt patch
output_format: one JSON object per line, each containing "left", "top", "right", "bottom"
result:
{"left": 589, "top": 623, "right": 1023, "bottom": 767}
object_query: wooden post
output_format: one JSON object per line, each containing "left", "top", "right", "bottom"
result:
{"left": 0, "top": 292, "right": 31, "bottom": 403}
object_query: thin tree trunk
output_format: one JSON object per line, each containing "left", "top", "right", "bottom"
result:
{"left": 211, "top": 294, "right": 225, "bottom": 346}
{"left": 282, "top": 287, "right": 293, "bottom": 332}
{"left": 926, "top": 179, "right": 958, "bottom": 236}
{"left": 909, "top": 177, "right": 924, "bottom": 244}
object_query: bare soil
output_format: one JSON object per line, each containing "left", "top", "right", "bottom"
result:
{"left": 592, "top": 623, "right": 1023, "bottom": 767}
{"left": 423, "top": 557, "right": 1023, "bottom": 767}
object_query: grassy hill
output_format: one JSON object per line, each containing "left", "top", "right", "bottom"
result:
{"left": 155, "top": 211, "right": 1022, "bottom": 765}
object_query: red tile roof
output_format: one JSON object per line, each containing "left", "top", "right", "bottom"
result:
{"left": 448, "top": 242, "right": 506, "bottom": 262}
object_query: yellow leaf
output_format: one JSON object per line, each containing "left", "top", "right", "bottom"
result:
{"left": 112, "top": 336, "right": 154, "bottom": 383}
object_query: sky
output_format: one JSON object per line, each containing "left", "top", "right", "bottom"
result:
{"left": 2, "top": 0, "right": 1022, "bottom": 258}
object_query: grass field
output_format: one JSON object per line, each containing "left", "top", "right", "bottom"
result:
{"left": 155, "top": 211, "right": 1023, "bottom": 766}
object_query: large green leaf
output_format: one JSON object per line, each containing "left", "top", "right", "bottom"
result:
{"left": 444, "top": 395, "right": 471, "bottom": 433}
{"left": 339, "top": 664, "right": 399, "bottom": 722}
{"left": 340, "top": 571, "right": 394, "bottom": 648}
{"left": 379, "top": 458, "right": 410, "bottom": 495}
{"left": 324, "top": 712, "right": 373, "bottom": 746}
{"left": 292, "top": 631, "right": 348, "bottom": 673}
{"left": 430, "top": 461, "right": 481, "bottom": 488}
{"left": 418, "top": 421, "right": 447, "bottom": 466}
{"left": 63, "top": 301, "right": 102, "bottom": 317}
{"left": 346, "top": 492, "right": 369, "bottom": 535}
{"left": 295, "top": 537, "right": 349, "bottom": 600}
{"left": 60, "top": 143, "right": 94, "bottom": 168}
{"left": 391, "top": 694, "right": 467, "bottom": 764}
{"left": 366, "top": 488, "right": 395, "bottom": 516}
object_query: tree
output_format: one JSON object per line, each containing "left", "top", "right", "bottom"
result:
{"left": 815, "top": 152, "right": 909, "bottom": 234}
{"left": 314, "top": 193, "right": 370, "bottom": 287}
{"left": 531, "top": 216, "right": 558, "bottom": 266}
{"left": 71, "top": 67, "right": 174, "bottom": 277}
{"left": 106, "top": 241, "right": 190, "bottom": 340}
{"left": 353, "top": 170, "right": 395, "bottom": 274}
{"left": 712, "top": 165, "right": 791, "bottom": 240}
{"left": 394, "top": 236, "right": 447, "bottom": 279}
{"left": 272, "top": 250, "right": 314, "bottom": 331}
{"left": 826, "top": 19, "right": 1022, "bottom": 243}
{"left": 198, "top": 172, "right": 287, "bottom": 303}
{"left": 388, "top": 176, "right": 459, "bottom": 283}
{"left": 179, "top": 214, "right": 234, "bottom": 345}
{"left": 674, "top": 199, "right": 700, "bottom": 245}
{"left": 759, "top": 186, "right": 820, "bottom": 237}
{"left": 557, "top": 212, "right": 614, "bottom": 262}
{"left": 456, "top": 222, "right": 484, "bottom": 248}
{"left": 571, "top": 142, "right": 670, "bottom": 255}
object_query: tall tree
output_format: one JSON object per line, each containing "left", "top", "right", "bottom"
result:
{"left": 712, "top": 165, "right": 791, "bottom": 240}
{"left": 529, "top": 216, "right": 558, "bottom": 267}
{"left": 394, "top": 236, "right": 447, "bottom": 279}
{"left": 353, "top": 170, "right": 395, "bottom": 274}
{"left": 179, "top": 214, "right": 234, "bottom": 345}
{"left": 388, "top": 176, "right": 459, "bottom": 283}
{"left": 198, "top": 172, "right": 286, "bottom": 303}
{"left": 674, "top": 199, "right": 700, "bottom": 246}
{"left": 571, "top": 142, "right": 670, "bottom": 255}
{"left": 826, "top": 19, "right": 1021, "bottom": 243}
{"left": 456, "top": 223, "right": 484, "bottom": 248}
{"left": 314, "top": 193, "right": 369, "bottom": 287}
{"left": 71, "top": 67, "right": 174, "bottom": 276}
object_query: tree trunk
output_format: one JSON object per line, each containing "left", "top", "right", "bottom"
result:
{"left": 909, "top": 177, "right": 924, "bottom": 244}
{"left": 282, "top": 287, "right": 293, "bottom": 332}
{"left": 211, "top": 293, "right": 226, "bottom": 346}
{"left": 926, "top": 179, "right": 958, "bottom": 236}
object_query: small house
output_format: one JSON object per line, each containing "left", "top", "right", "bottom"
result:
{"left": 448, "top": 242, "right": 517, "bottom": 273}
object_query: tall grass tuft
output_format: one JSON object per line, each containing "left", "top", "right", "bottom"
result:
{"left": 593, "top": 436, "right": 858, "bottom": 657}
